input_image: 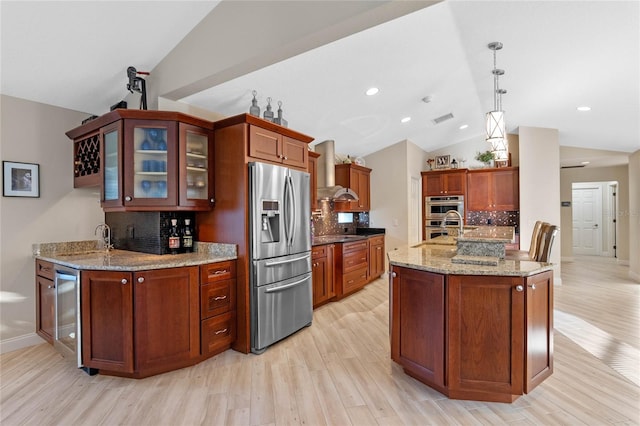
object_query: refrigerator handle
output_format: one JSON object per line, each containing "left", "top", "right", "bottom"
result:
{"left": 288, "top": 175, "right": 296, "bottom": 247}
{"left": 283, "top": 175, "right": 290, "bottom": 247}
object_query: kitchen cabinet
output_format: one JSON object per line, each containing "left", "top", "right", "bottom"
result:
{"left": 66, "top": 110, "right": 214, "bottom": 212}
{"left": 35, "top": 260, "right": 55, "bottom": 343}
{"left": 200, "top": 261, "right": 237, "bottom": 357}
{"left": 422, "top": 169, "right": 467, "bottom": 196}
{"left": 367, "top": 235, "right": 385, "bottom": 282}
{"left": 466, "top": 167, "right": 519, "bottom": 211}
{"left": 197, "top": 113, "right": 314, "bottom": 354}
{"left": 81, "top": 266, "right": 200, "bottom": 377}
{"left": 335, "top": 239, "right": 369, "bottom": 298}
{"left": 312, "top": 244, "right": 335, "bottom": 308}
{"left": 389, "top": 265, "right": 553, "bottom": 403}
{"left": 308, "top": 151, "right": 320, "bottom": 211}
{"left": 248, "top": 123, "right": 308, "bottom": 170}
{"left": 390, "top": 267, "right": 445, "bottom": 390}
{"left": 334, "top": 163, "right": 372, "bottom": 212}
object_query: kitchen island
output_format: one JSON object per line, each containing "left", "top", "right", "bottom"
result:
{"left": 387, "top": 232, "right": 553, "bottom": 403}
{"left": 34, "top": 240, "right": 237, "bottom": 378}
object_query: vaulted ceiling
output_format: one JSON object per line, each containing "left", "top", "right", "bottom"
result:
{"left": 2, "top": 1, "right": 638, "bottom": 168}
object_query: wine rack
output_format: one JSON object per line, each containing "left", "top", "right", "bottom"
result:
{"left": 73, "top": 131, "right": 101, "bottom": 187}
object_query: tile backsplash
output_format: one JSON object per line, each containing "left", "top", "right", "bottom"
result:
{"left": 466, "top": 210, "right": 519, "bottom": 233}
{"left": 312, "top": 200, "right": 370, "bottom": 236}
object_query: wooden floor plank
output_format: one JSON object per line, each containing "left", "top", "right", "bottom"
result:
{"left": 1, "top": 255, "right": 639, "bottom": 425}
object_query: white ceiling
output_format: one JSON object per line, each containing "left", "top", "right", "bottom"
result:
{"left": 2, "top": 1, "right": 638, "bottom": 168}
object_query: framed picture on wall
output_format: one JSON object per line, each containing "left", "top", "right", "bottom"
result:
{"left": 435, "top": 155, "right": 450, "bottom": 169}
{"left": 3, "top": 161, "right": 40, "bottom": 198}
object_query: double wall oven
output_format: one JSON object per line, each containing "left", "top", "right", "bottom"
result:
{"left": 425, "top": 195, "right": 464, "bottom": 239}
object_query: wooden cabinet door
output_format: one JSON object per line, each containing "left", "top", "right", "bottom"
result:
{"left": 525, "top": 271, "right": 553, "bottom": 393}
{"left": 282, "top": 136, "right": 308, "bottom": 169}
{"left": 134, "top": 266, "right": 199, "bottom": 373}
{"left": 492, "top": 169, "right": 519, "bottom": 210}
{"left": 443, "top": 172, "right": 465, "bottom": 195}
{"left": 447, "top": 275, "right": 525, "bottom": 400}
{"left": 335, "top": 164, "right": 371, "bottom": 212}
{"left": 423, "top": 173, "right": 443, "bottom": 196}
{"left": 356, "top": 168, "right": 370, "bottom": 210}
{"left": 390, "top": 266, "right": 445, "bottom": 388}
{"left": 466, "top": 171, "right": 491, "bottom": 211}
{"left": 36, "top": 276, "right": 55, "bottom": 343}
{"left": 81, "top": 270, "right": 134, "bottom": 373}
{"left": 248, "top": 125, "right": 281, "bottom": 163}
{"left": 309, "top": 151, "right": 320, "bottom": 211}
{"left": 368, "top": 236, "right": 385, "bottom": 281}
{"left": 312, "top": 244, "right": 335, "bottom": 307}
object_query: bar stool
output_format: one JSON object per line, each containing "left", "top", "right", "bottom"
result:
{"left": 505, "top": 220, "right": 546, "bottom": 261}
{"left": 536, "top": 224, "right": 559, "bottom": 262}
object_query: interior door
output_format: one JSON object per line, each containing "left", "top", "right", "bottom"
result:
{"left": 572, "top": 184, "right": 602, "bottom": 255}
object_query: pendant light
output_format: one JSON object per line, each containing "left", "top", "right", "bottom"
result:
{"left": 486, "top": 42, "right": 508, "bottom": 166}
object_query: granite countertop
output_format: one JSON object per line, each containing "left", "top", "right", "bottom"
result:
{"left": 388, "top": 241, "right": 552, "bottom": 277}
{"left": 33, "top": 240, "right": 237, "bottom": 271}
{"left": 457, "top": 226, "right": 515, "bottom": 243}
{"left": 313, "top": 228, "right": 385, "bottom": 246}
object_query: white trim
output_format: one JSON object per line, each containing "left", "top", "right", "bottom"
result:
{"left": 0, "top": 333, "right": 47, "bottom": 354}
{"left": 630, "top": 270, "right": 640, "bottom": 283}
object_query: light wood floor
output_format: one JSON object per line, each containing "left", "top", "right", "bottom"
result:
{"left": 2, "top": 256, "right": 639, "bottom": 425}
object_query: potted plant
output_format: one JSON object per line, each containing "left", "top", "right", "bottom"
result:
{"left": 475, "top": 150, "right": 494, "bottom": 167}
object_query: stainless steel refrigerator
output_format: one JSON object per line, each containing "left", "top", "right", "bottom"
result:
{"left": 249, "top": 162, "right": 312, "bottom": 354}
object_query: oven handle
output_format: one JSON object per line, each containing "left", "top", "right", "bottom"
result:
{"left": 264, "top": 253, "right": 310, "bottom": 267}
{"left": 265, "top": 276, "right": 309, "bottom": 293}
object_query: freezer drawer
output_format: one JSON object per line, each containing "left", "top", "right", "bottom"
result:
{"left": 253, "top": 251, "right": 311, "bottom": 287}
{"left": 252, "top": 272, "right": 312, "bottom": 353}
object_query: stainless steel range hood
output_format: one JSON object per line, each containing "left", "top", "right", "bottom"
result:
{"left": 315, "top": 140, "right": 359, "bottom": 201}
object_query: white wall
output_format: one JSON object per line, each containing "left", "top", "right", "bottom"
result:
{"left": 365, "top": 140, "right": 429, "bottom": 252}
{"left": 519, "top": 127, "right": 562, "bottom": 281}
{"left": 629, "top": 150, "right": 640, "bottom": 281}
{"left": 0, "top": 95, "right": 104, "bottom": 352}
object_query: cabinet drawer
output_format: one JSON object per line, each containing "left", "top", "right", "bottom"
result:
{"left": 343, "top": 249, "right": 367, "bottom": 273}
{"left": 312, "top": 245, "right": 327, "bottom": 259}
{"left": 200, "top": 261, "right": 236, "bottom": 283}
{"left": 36, "top": 259, "right": 54, "bottom": 280}
{"left": 343, "top": 266, "right": 368, "bottom": 294}
{"left": 343, "top": 240, "right": 368, "bottom": 253}
{"left": 200, "top": 279, "right": 235, "bottom": 319}
{"left": 369, "top": 235, "right": 384, "bottom": 246}
{"left": 201, "top": 311, "right": 236, "bottom": 356}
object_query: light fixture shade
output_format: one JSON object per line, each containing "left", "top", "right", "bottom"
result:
{"left": 489, "top": 137, "right": 509, "bottom": 161}
{"left": 486, "top": 110, "right": 505, "bottom": 141}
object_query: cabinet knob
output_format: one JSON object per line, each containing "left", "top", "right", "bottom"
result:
{"left": 137, "top": 277, "right": 145, "bottom": 283}
{"left": 47, "top": 285, "right": 55, "bottom": 289}
{"left": 121, "top": 278, "right": 128, "bottom": 285}
{"left": 391, "top": 272, "right": 397, "bottom": 278}
{"left": 528, "top": 283, "right": 536, "bottom": 290}
{"left": 516, "top": 285, "right": 524, "bottom": 292}
{"left": 210, "top": 198, "right": 215, "bottom": 203}
{"left": 125, "top": 196, "right": 132, "bottom": 201}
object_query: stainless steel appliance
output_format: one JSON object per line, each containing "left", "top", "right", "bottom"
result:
{"left": 425, "top": 195, "right": 464, "bottom": 239}
{"left": 54, "top": 265, "right": 82, "bottom": 367}
{"left": 249, "top": 162, "right": 312, "bottom": 354}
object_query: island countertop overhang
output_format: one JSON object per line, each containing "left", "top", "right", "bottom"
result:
{"left": 387, "top": 243, "right": 552, "bottom": 277}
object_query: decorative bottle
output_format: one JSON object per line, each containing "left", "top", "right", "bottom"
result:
{"left": 263, "top": 97, "right": 274, "bottom": 122}
{"left": 249, "top": 90, "right": 260, "bottom": 117}
{"left": 169, "top": 219, "right": 181, "bottom": 254}
{"left": 182, "top": 219, "right": 193, "bottom": 253}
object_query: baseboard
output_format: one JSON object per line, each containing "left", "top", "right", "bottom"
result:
{"left": 618, "top": 259, "right": 630, "bottom": 266}
{"left": 629, "top": 270, "right": 640, "bottom": 283}
{"left": 561, "top": 256, "right": 575, "bottom": 262}
{"left": 0, "top": 333, "right": 47, "bottom": 354}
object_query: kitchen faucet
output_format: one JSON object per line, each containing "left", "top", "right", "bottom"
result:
{"left": 441, "top": 210, "right": 464, "bottom": 237}
{"left": 95, "top": 223, "right": 113, "bottom": 251}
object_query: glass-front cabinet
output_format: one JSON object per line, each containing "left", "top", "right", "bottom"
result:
{"left": 67, "top": 110, "right": 214, "bottom": 212}
{"left": 179, "top": 123, "right": 213, "bottom": 209}
{"left": 123, "top": 119, "right": 178, "bottom": 208}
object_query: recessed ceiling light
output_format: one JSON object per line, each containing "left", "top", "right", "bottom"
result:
{"left": 401, "top": 117, "right": 411, "bottom": 123}
{"left": 366, "top": 87, "right": 379, "bottom": 96}
{"left": 581, "top": 161, "right": 590, "bottom": 165}
{"left": 577, "top": 106, "right": 591, "bottom": 112}
{"left": 459, "top": 124, "right": 469, "bottom": 130}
